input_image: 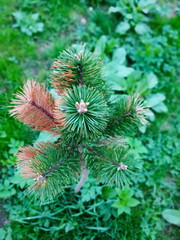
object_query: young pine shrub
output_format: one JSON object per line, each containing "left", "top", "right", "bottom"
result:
{"left": 10, "top": 46, "right": 148, "bottom": 201}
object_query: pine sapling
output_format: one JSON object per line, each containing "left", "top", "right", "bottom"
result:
{"left": 10, "top": 46, "right": 149, "bottom": 201}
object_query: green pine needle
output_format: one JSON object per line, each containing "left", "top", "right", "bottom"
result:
{"left": 11, "top": 46, "right": 150, "bottom": 201}
{"left": 51, "top": 46, "right": 107, "bottom": 94}
{"left": 107, "top": 95, "right": 149, "bottom": 135}
{"left": 24, "top": 144, "right": 80, "bottom": 201}
{"left": 60, "top": 85, "right": 108, "bottom": 141}
{"left": 86, "top": 146, "right": 142, "bottom": 187}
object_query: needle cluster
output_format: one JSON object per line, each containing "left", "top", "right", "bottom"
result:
{"left": 10, "top": 46, "right": 148, "bottom": 201}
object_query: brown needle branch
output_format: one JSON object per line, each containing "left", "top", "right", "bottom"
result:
{"left": 75, "top": 145, "right": 88, "bottom": 192}
{"left": 9, "top": 80, "right": 60, "bottom": 133}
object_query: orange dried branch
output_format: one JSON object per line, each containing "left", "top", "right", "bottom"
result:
{"left": 17, "top": 143, "right": 53, "bottom": 190}
{"left": 51, "top": 60, "right": 75, "bottom": 94}
{"left": 17, "top": 146, "right": 38, "bottom": 164}
{"left": 53, "top": 97, "right": 66, "bottom": 126}
{"left": 17, "top": 143, "right": 48, "bottom": 164}
{"left": 10, "top": 80, "right": 63, "bottom": 133}
{"left": 17, "top": 144, "right": 42, "bottom": 179}
{"left": 20, "top": 161, "right": 47, "bottom": 192}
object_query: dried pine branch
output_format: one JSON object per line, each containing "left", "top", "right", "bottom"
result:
{"left": 17, "top": 143, "right": 46, "bottom": 182}
{"left": 53, "top": 97, "right": 66, "bottom": 125}
{"left": 17, "top": 142, "right": 50, "bottom": 164}
{"left": 10, "top": 80, "right": 63, "bottom": 133}
{"left": 51, "top": 47, "right": 107, "bottom": 95}
{"left": 17, "top": 146, "right": 39, "bottom": 164}
{"left": 51, "top": 60, "right": 75, "bottom": 94}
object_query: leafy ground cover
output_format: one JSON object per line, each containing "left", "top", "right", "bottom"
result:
{"left": 0, "top": 0, "right": 179, "bottom": 239}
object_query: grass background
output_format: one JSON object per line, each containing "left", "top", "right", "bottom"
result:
{"left": 0, "top": 0, "right": 179, "bottom": 239}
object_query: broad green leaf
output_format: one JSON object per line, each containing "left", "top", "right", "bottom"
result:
{"left": 112, "top": 48, "right": 126, "bottom": 65}
{"left": 108, "top": 77, "right": 127, "bottom": 91}
{"left": 123, "top": 206, "right": 131, "bottom": 214}
{"left": 112, "top": 201, "right": 131, "bottom": 215}
{"left": 127, "top": 71, "right": 142, "bottom": 93}
{"left": 0, "top": 228, "right": 6, "bottom": 240}
{"left": 127, "top": 70, "right": 142, "bottom": 82}
{"left": 117, "top": 208, "right": 124, "bottom": 215}
{"left": 94, "top": 35, "right": 107, "bottom": 57}
{"left": 0, "top": 131, "right": 7, "bottom": 138}
{"left": 31, "top": 13, "right": 39, "bottom": 20}
{"left": 116, "top": 66, "right": 134, "bottom": 78}
{"left": 112, "top": 200, "right": 122, "bottom": 208}
{"left": 135, "top": 23, "right": 150, "bottom": 35}
{"left": 162, "top": 209, "right": 180, "bottom": 226}
{"left": 125, "top": 13, "right": 133, "bottom": 19}
{"left": 112, "top": 187, "right": 140, "bottom": 216}
{"left": 12, "top": 11, "right": 24, "bottom": 20}
{"left": 147, "top": 109, "right": 156, "bottom": 121}
{"left": 116, "top": 187, "right": 133, "bottom": 199}
{"left": 5, "top": 227, "right": 12, "bottom": 240}
{"left": 105, "top": 62, "right": 134, "bottom": 78}
{"left": 138, "top": 0, "right": 156, "bottom": 7}
{"left": 34, "top": 131, "right": 60, "bottom": 145}
{"left": 127, "top": 198, "right": 140, "bottom": 207}
{"left": 102, "top": 186, "right": 117, "bottom": 199}
{"left": 36, "top": 22, "right": 44, "bottom": 32}
{"left": 127, "top": 137, "right": 148, "bottom": 154}
{"left": 104, "top": 62, "right": 117, "bottom": 77}
{"left": 116, "top": 22, "right": 130, "bottom": 35}
{"left": 136, "top": 78, "right": 149, "bottom": 95}
{"left": 0, "top": 187, "right": 16, "bottom": 199}
{"left": 152, "top": 102, "right": 168, "bottom": 113}
{"left": 146, "top": 72, "right": 158, "bottom": 89}
{"left": 108, "top": 6, "right": 122, "bottom": 14}
{"left": 138, "top": 0, "right": 157, "bottom": 13}
{"left": 146, "top": 93, "right": 166, "bottom": 107}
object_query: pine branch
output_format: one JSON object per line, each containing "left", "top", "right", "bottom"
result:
{"left": 9, "top": 47, "right": 149, "bottom": 201}
{"left": 51, "top": 47, "right": 107, "bottom": 94}
{"left": 51, "top": 59, "right": 75, "bottom": 94}
{"left": 17, "top": 143, "right": 48, "bottom": 179}
{"left": 10, "top": 80, "right": 62, "bottom": 133}
{"left": 86, "top": 146, "right": 142, "bottom": 187}
{"left": 17, "top": 146, "right": 38, "bottom": 164}
{"left": 106, "top": 95, "right": 149, "bottom": 135}
{"left": 75, "top": 145, "right": 88, "bottom": 192}
{"left": 19, "top": 143, "right": 80, "bottom": 201}
{"left": 95, "top": 136, "right": 126, "bottom": 147}
{"left": 58, "top": 85, "right": 108, "bottom": 141}
{"left": 75, "top": 51, "right": 84, "bottom": 85}
{"left": 43, "top": 144, "right": 77, "bottom": 177}
{"left": 84, "top": 145, "right": 117, "bottom": 165}
{"left": 77, "top": 62, "right": 83, "bottom": 85}
{"left": 110, "top": 111, "right": 135, "bottom": 124}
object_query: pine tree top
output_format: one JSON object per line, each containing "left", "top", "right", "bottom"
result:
{"left": 10, "top": 46, "right": 149, "bottom": 202}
